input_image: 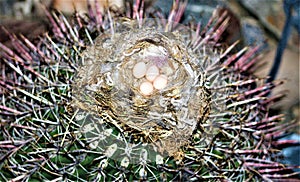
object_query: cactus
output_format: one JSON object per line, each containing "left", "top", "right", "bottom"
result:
{"left": 0, "top": 0, "right": 299, "bottom": 181}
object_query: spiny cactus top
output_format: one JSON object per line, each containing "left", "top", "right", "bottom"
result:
{"left": 0, "top": 0, "right": 299, "bottom": 181}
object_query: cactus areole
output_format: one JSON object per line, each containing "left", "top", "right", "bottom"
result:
{"left": 0, "top": 0, "right": 299, "bottom": 181}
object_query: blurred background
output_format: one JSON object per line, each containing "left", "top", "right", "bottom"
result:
{"left": 0, "top": 0, "right": 299, "bottom": 171}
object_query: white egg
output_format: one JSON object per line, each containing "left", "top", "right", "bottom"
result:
{"left": 153, "top": 74, "right": 168, "bottom": 90}
{"left": 146, "top": 65, "right": 159, "bottom": 82}
{"left": 139, "top": 81, "right": 154, "bottom": 95}
{"left": 133, "top": 62, "right": 147, "bottom": 79}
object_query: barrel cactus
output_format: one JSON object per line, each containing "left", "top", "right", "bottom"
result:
{"left": 0, "top": 0, "right": 299, "bottom": 181}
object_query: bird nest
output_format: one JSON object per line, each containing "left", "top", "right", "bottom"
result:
{"left": 72, "top": 20, "right": 213, "bottom": 159}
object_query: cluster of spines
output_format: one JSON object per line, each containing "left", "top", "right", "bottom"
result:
{"left": 0, "top": 0, "right": 299, "bottom": 181}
